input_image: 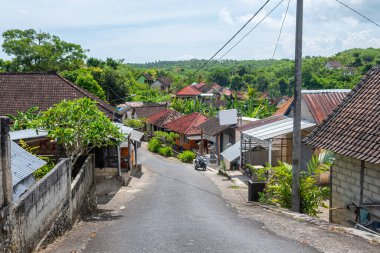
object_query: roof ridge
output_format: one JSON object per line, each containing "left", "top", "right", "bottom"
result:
{"left": 186, "top": 112, "right": 203, "bottom": 134}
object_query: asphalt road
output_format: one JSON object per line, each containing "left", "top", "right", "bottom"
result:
{"left": 84, "top": 148, "right": 318, "bottom": 253}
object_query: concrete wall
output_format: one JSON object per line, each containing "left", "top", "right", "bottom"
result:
{"left": 10, "top": 159, "right": 71, "bottom": 252}
{"left": 8, "top": 156, "right": 95, "bottom": 252}
{"left": 71, "top": 156, "right": 95, "bottom": 218}
{"left": 331, "top": 154, "right": 380, "bottom": 226}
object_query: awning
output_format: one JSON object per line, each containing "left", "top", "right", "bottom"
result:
{"left": 242, "top": 117, "right": 315, "bottom": 142}
{"left": 220, "top": 142, "right": 240, "bottom": 162}
{"left": 186, "top": 135, "right": 202, "bottom": 140}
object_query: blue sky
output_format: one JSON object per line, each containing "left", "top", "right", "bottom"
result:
{"left": 0, "top": 0, "right": 379, "bottom": 63}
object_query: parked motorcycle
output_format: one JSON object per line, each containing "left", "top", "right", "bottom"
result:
{"left": 194, "top": 155, "right": 207, "bottom": 171}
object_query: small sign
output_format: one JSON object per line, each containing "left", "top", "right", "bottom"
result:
{"left": 219, "top": 109, "right": 238, "bottom": 126}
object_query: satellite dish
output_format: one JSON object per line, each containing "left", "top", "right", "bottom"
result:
{"left": 218, "top": 109, "right": 238, "bottom": 126}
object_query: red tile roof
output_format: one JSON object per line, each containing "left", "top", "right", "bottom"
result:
{"left": 164, "top": 112, "right": 208, "bottom": 136}
{"left": 0, "top": 72, "right": 117, "bottom": 119}
{"left": 222, "top": 89, "right": 232, "bottom": 96}
{"left": 146, "top": 109, "right": 183, "bottom": 128}
{"left": 212, "top": 83, "right": 222, "bottom": 91}
{"left": 176, "top": 85, "right": 202, "bottom": 97}
{"left": 304, "top": 66, "right": 380, "bottom": 164}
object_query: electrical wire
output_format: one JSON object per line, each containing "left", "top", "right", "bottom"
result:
{"left": 205, "top": 0, "right": 285, "bottom": 70}
{"left": 191, "top": 0, "right": 271, "bottom": 77}
{"left": 271, "top": 0, "right": 291, "bottom": 60}
{"left": 335, "top": 0, "right": 380, "bottom": 28}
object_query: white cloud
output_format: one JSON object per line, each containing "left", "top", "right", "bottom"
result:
{"left": 219, "top": 8, "right": 234, "bottom": 25}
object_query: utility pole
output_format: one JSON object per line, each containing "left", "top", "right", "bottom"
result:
{"left": 292, "top": 0, "right": 303, "bottom": 212}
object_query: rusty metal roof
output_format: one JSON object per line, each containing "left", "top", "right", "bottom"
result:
{"left": 301, "top": 90, "right": 350, "bottom": 125}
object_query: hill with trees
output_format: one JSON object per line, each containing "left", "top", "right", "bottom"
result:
{"left": 0, "top": 29, "right": 379, "bottom": 106}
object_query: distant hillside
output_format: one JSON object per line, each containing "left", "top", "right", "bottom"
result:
{"left": 128, "top": 48, "right": 380, "bottom": 97}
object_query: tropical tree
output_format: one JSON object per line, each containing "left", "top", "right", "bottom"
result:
{"left": 7, "top": 106, "right": 40, "bottom": 131}
{"left": 2, "top": 29, "right": 87, "bottom": 71}
{"left": 34, "top": 98, "right": 125, "bottom": 166}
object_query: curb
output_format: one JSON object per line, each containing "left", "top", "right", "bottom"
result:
{"left": 248, "top": 202, "right": 380, "bottom": 244}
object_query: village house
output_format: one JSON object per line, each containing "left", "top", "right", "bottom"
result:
{"left": 304, "top": 67, "right": 380, "bottom": 229}
{"left": 176, "top": 85, "right": 202, "bottom": 99}
{"left": 221, "top": 89, "right": 350, "bottom": 171}
{"left": 136, "top": 73, "right": 154, "bottom": 85}
{"left": 164, "top": 112, "right": 208, "bottom": 151}
{"left": 129, "top": 103, "right": 167, "bottom": 119}
{"left": 193, "top": 82, "right": 211, "bottom": 93}
{"left": 145, "top": 109, "right": 183, "bottom": 134}
{"left": 199, "top": 117, "right": 236, "bottom": 164}
{"left": 151, "top": 76, "right": 172, "bottom": 91}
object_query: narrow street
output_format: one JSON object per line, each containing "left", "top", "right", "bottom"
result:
{"left": 82, "top": 147, "right": 317, "bottom": 253}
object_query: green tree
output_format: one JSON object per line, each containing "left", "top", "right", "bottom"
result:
{"left": 61, "top": 68, "right": 106, "bottom": 99}
{"left": 35, "top": 98, "right": 125, "bottom": 166}
{"left": 2, "top": 29, "right": 87, "bottom": 72}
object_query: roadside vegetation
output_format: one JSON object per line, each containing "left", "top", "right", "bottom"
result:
{"left": 249, "top": 152, "right": 334, "bottom": 217}
{"left": 148, "top": 131, "right": 178, "bottom": 158}
{"left": 177, "top": 150, "right": 196, "bottom": 163}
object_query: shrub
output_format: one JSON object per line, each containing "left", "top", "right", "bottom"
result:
{"left": 148, "top": 138, "right": 161, "bottom": 153}
{"left": 177, "top": 150, "right": 196, "bottom": 163}
{"left": 154, "top": 131, "right": 179, "bottom": 146}
{"left": 262, "top": 162, "right": 329, "bottom": 217}
{"left": 33, "top": 160, "right": 55, "bottom": 180}
{"left": 158, "top": 146, "right": 174, "bottom": 157}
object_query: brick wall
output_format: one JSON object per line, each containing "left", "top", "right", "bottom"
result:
{"left": 331, "top": 154, "right": 380, "bottom": 226}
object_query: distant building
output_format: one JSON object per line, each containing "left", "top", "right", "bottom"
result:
{"left": 137, "top": 73, "right": 154, "bottom": 85}
{"left": 151, "top": 77, "right": 172, "bottom": 91}
{"left": 176, "top": 85, "right": 202, "bottom": 99}
{"left": 325, "top": 61, "right": 343, "bottom": 70}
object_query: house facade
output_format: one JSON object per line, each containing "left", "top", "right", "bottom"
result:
{"left": 304, "top": 67, "right": 380, "bottom": 227}
{"left": 164, "top": 112, "right": 208, "bottom": 151}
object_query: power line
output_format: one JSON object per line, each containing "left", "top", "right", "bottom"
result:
{"left": 206, "top": 0, "right": 285, "bottom": 69}
{"left": 271, "top": 0, "right": 291, "bottom": 60}
{"left": 191, "top": 0, "right": 271, "bottom": 77}
{"left": 335, "top": 0, "right": 380, "bottom": 28}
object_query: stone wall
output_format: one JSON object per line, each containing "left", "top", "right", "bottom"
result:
{"left": 331, "top": 153, "right": 380, "bottom": 226}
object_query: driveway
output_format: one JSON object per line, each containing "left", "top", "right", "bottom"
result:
{"left": 83, "top": 147, "right": 318, "bottom": 253}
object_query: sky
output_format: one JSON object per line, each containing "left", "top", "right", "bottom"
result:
{"left": 0, "top": 0, "right": 379, "bottom": 63}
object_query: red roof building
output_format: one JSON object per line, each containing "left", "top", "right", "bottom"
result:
{"left": 176, "top": 85, "right": 201, "bottom": 98}
{"left": 146, "top": 109, "right": 183, "bottom": 129}
{"left": 164, "top": 112, "right": 208, "bottom": 136}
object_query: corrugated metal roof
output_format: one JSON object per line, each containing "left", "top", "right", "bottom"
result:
{"left": 10, "top": 129, "right": 48, "bottom": 141}
{"left": 302, "top": 89, "right": 350, "bottom": 124}
{"left": 243, "top": 117, "right": 315, "bottom": 141}
{"left": 11, "top": 141, "right": 46, "bottom": 186}
{"left": 220, "top": 142, "right": 240, "bottom": 162}
{"left": 113, "top": 123, "right": 144, "bottom": 142}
